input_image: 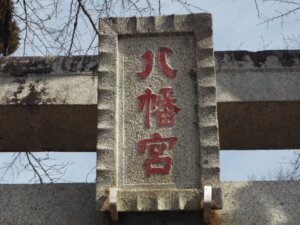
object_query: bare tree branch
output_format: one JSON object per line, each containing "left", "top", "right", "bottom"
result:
{"left": 7, "top": 0, "right": 206, "bottom": 56}
{"left": 86, "top": 165, "right": 96, "bottom": 183}
{"left": 0, "top": 152, "right": 73, "bottom": 184}
{"left": 25, "top": 152, "right": 43, "bottom": 183}
{"left": 254, "top": 0, "right": 261, "bottom": 18}
{"left": 1, "top": 0, "right": 207, "bottom": 183}
{"left": 0, "top": 153, "right": 21, "bottom": 182}
{"left": 77, "top": 0, "right": 101, "bottom": 36}
{"left": 255, "top": 0, "right": 300, "bottom": 25}
{"left": 68, "top": 3, "right": 80, "bottom": 55}
{"left": 22, "top": 0, "right": 28, "bottom": 55}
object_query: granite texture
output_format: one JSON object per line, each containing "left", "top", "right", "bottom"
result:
{"left": 0, "top": 55, "right": 98, "bottom": 76}
{"left": 97, "top": 14, "right": 221, "bottom": 211}
{"left": 1, "top": 51, "right": 300, "bottom": 105}
{"left": 216, "top": 50, "right": 300, "bottom": 102}
{"left": 0, "top": 76, "right": 97, "bottom": 105}
{"left": 118, "top": 35, "right": 200, "bottom": 189}
{"left": 0, "top": 51, "right": 300, "bottom": 151}
{"left": 0, "top": 181, "right": 299, "bottom": 225}
{"left": 0, "top": 105, "right": 97, "bottom": 151}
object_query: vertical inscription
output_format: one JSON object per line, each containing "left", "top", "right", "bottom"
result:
{"left": 98, "top": 14, "right": 222, "bottom": 212}
{"left": 120, "top": 34, "right": 200, "bottom": 189}
{"left": 137, "top": 48, "right": 180, "bottom": 176}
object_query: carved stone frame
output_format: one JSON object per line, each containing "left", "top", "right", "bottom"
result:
{"left": 96, "top": 13, "right": 222, "bottom": 211}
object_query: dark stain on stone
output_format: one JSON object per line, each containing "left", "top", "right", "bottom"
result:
{"left": 83, "top": 56, "right": 99, "bottom": 72}
{"left": 215, "top": 51, "right": 225, "bottom": 62}
{"left": 7, "top": 79, "right": 57, "bottom": 105}
{"left": 218, "top": 51, "right": 268, "bottom": 67}
{"left": 249, "top": 51, "right": 268, "bottom": 67}
{"left": 210, "top": 210, "right": 222, "bottom": 225}
{"left": 19, "top": 84, "right": 56, "bottom": 105}
{"left": 215, "top": 50, "right": 300, "bottom": 68}
{"left": 69, "top": 60, "right": 77, "bottom": 73}
{"left": 21, "top": 84, "right": 42, "bottom": 104}
{"left": 1, "top": 58, "right": 53, "bottom": 76}
{"left": 248, "top": 50, "right": 297, "bottom": 67}
{"left": 11, "top": 81, "right": 25, "bottom": 103}
{"left": 0, "top": 55, "right": 99, "bottom": 77}
{"left": 278, "top": 52, "right": 296, "bottom": 67}
{"left": 13, "top": 78, "right": 26, "bottom": 84}
{"left": 0, "top": 52, "right": 299, "bottom": 77}
{"left": 231, "top": 51, "right": 247, "bottom": 62}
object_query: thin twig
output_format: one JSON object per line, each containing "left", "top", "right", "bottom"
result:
{"left": 254, "top": 0, "right": 261, "bottom": 18}
{"left": 77, "top": 0, "right": 101, "bottom": 36}
{"left": 158, "top": 0, "right": 161, "bottom": 15}
{"left": 25, "top": 152, "right": 43, "bottom": 184}
{"left": 22, "top": 0, "right": 28, "bottom": 55}
{"left": 68, "top": 3, "right": 80, "bottom": 55}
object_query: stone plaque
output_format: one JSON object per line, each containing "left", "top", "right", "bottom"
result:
{"left": 96, "top": 14, "right": 222, "bottom": 212}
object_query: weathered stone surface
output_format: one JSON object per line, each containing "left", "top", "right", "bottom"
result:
{"left": 216, "top": 50, "right": 300, "bottom": 102}
{"left": 0, "top": 181, "right": 298, "bottom": 225}
{"left": 1, "top": 51, "right": 300, "bottom": 105}
{"left": 0, "top": 76, "right": 97, "bottom": 105}
{"left": 216, "top": 50, "right": 300, "bottom": 69}
{"left": 0, "top": 101, "right": 298, "bottom": 151}
{"left": 218, "top": 102, "right": 300, "bottom": 150}
{"left": 118, "top": 35, "right": 201, "bottom": 188}
{"left": 116, "top": 187, "right": 222, "bottom": 211}
{"left": 97, "top": 14, "right": 221, "bottom": 211}
{"left": 0, "top": 106, "right": 97, "bottom": 151}
{"left": 0, "top": 55, "right": 98, "bottom": 76}
{"left": 220, "top": 181, "right": 300, "bottom": 225}
{"left": 0, "top": 56, "right": 97, "bottom": 105}
{"left": 0, "top": 50, "right": 299, "bottom": 151}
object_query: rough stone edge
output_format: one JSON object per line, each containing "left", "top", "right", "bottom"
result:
{"left": 0, "top": 55, "right": 98, "bottom": 77}
{"left": 1, "top": 50, "right": 300, "bottom": 77}
{"left": 99, "top": 14, "right": 210, "bottom": 35}
{"left": 193, "top": 14, "right": 222, "bottom": 209}
{"left": 116, "top": 187, "right": 221, "bottom": 211}
{"left": 117, "top": 189, "right": 202, "bottom": 211}
{"left": 1, "top": 181, "right": 299, "bottom": 225}
{"left": 97, "top": 13, "right": 222, "bottom": 211}
{"left": 216, "top": 50, "right": 300, "bottom": 71}
{"left": 96, "top": 24, "right": 118, "bottom": 210}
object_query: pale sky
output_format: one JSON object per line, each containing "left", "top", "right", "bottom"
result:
{"left": 1, "top": 0, "right": 299, "bottom": 183}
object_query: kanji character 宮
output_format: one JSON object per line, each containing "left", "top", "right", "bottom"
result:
{"left": 138, "top": 88, "right": 181, "bottom": 128}
{"left": 138, "top": 132, "right": 177, "bottom": 176}
{"left": 136, "top": 47, "right": 177, "bottom": 79}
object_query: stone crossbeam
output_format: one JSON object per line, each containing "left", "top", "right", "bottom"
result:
{"left": 0, "top": 50, "right": 299, "bottom": 151}
{"left": 0, "top": 181, "right": 298, "bottom": 225}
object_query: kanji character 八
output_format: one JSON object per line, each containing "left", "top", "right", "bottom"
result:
{"left": 136, "top": 47, "right": 177, "bottom": 79}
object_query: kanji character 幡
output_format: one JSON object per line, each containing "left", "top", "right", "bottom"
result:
{"left": 138, "top": 88, "right": 181, "bottom": 128}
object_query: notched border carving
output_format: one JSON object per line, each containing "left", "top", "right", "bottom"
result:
{"left": 96, "top": 13, "right": 222, "bottom": 212}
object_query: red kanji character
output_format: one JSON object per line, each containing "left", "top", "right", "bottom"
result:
{"left": 153, "top": 88, "right": 181, "bottom": 127}
{"left": 159, "top": 47, "right": 177, "bottom": 78}
{"left": 137, "top": 47, "right": 177, "bottom": 79}
{"left": 138, "top": 88, "right": 181, "bottom": 128}
{"left": 138, "top": 88, "right": 157, "bottom": 128}
{"left": 138, "top": 132, "right": 177, "bottom": 176}
{"left": 137, "top": 51, "right": 154, "bottom": 79}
